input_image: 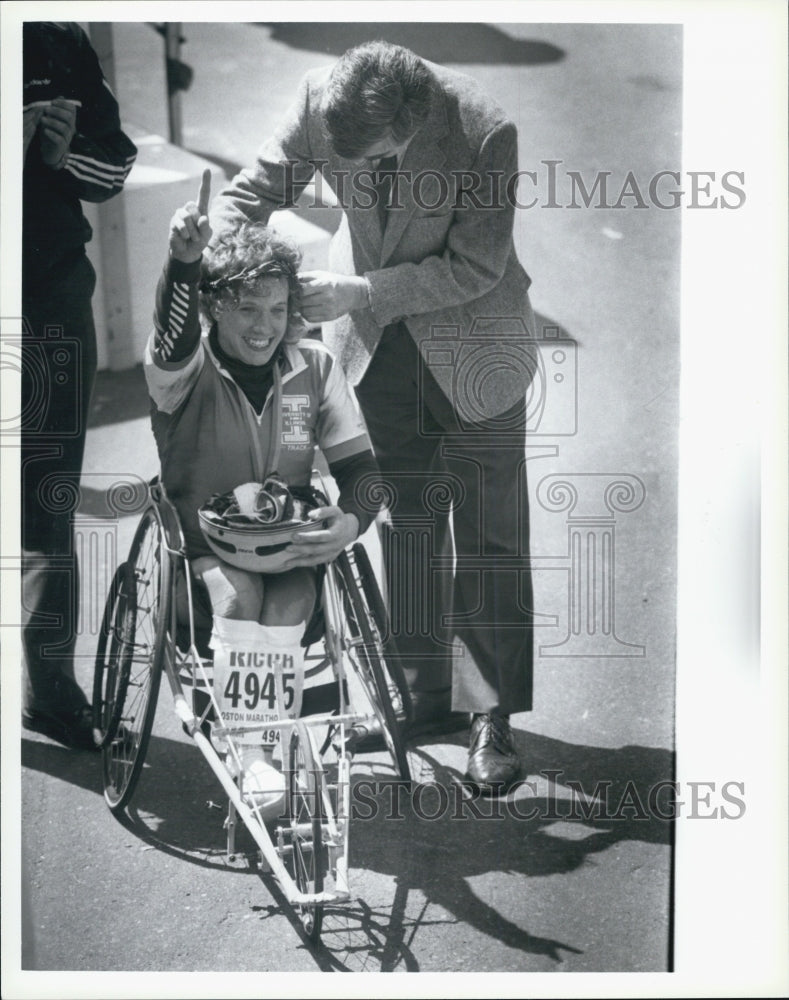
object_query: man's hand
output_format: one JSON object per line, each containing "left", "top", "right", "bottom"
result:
{"left": 24, "top": 107, "right": 43, "bottom": 159}
{"left": 280, "top": 507, "right": 360, "bottom": 568}
{"left": 169, "top": 169, "right": 213, "bottom": 263}
{"left": 39, "top": 98, "right": 77, "bottom": 168}
{"left": 298, "top": 271, "right": 369, "bottom": 323}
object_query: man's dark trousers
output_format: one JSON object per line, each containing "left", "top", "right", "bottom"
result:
{"left": 356, "top": 321, "right": 533, "bottom": 717}
{"left": 21, "top": 250, "right": 98, "bottom": 715}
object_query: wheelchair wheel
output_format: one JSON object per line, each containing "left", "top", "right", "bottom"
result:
{"left": 351, "top": 543, "right": 390, "bottom": 639}
{"left": 351, "top": 542, "right": 412, "bottom": 722}
{"left": 286, "top": 727, "right": 325, "bottom": 941}
{"left": 92, "top": 561, "right": 136, "bottom": 748}
{"left": 102, "top": 505, "right": 171, "bottom": 813}
{"left": 334, "top": 549, "right": 412, "bottom": 785}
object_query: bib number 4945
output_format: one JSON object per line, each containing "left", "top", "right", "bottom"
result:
{"left": 223, "top": 670, "right": 296, "bottom": 713}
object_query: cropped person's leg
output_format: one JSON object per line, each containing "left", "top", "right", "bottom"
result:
{"left": 260, "top": 567, "right": 316, "bottom": 627}
{"left": 192, "top": 558, "right": 280, "bottom": 811}
{"left": 191, "top": 556, "right": 264, "bottom": 621}
{"left": 21, "top": 253, "right": 98, "bottom": 750}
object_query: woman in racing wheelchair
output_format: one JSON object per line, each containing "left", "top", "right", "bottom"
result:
{"left": 144, "top": 170, "right": 379, "bottom": 816}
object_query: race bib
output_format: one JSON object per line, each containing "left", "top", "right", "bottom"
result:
{"left": 215, "top": 649, "right": 302, "bottom": 745}
{"left": 210, "top": 620, "right": 306, "bottom": 749}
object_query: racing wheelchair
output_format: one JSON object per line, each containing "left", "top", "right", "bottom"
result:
{"left": 91, "top": 476, "right": 412, "bottom": 942}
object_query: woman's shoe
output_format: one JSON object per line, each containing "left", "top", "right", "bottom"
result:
{"left": 227, "top": 746, "right": 286, "bottom": 818}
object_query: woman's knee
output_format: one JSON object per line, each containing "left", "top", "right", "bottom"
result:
{"left": 260, "top": 567, "right": 317, "bottom": 626}
{"left": 191, "top": 556, "right": 263, "bottom": 620}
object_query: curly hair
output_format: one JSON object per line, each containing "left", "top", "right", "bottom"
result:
{"left": 199, "top": 223, "right": 305, "bottom": 340}
{"left": 323, "top": 41, "right": 434, "bottom": 159}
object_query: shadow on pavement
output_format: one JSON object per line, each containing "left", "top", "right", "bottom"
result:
{"left": 22, "top": 737, "right": 102, "bottom": 794}
{"left": 259, "top": 22, "right": 565, "bottom": 66}
{"left": 21, "top": 732, "right": 258, "bottom": 868}
{"left": 343, "top": 730, "right": 673, "bottom": 968}
{"left": 23, "top": 725, "right": 671, "bottom": 970}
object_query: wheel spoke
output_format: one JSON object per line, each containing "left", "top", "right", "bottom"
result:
{"left": 97, "top": 505, "right": 169, "bottom": 813}
{"left": 334, "top": 550, "right": 411, "bottom": 783}
{"left": 284, "top": 729, "right": 325, "bottom": 941}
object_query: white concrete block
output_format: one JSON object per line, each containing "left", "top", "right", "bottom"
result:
{"left": 269, "top": 208, "right": 332, "bottom": 271}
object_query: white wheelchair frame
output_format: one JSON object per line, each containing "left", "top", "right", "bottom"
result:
{"left": 92, "top": 477, "right": 411, "bottom": 941}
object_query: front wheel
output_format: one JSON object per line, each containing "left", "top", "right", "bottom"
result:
{"left": 92, "top": 562, "right": 136, "bottom": 749}
{"left": 285, "top": 727, "right": 326, "bottom": 942}
{"left": 101, "top": 505, "right": 170, "bottom": 813}
{"left": 334, "top": 548, "right": 411, "bottom": 785}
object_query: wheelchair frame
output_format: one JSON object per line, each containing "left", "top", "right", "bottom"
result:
{"left": 92, "top": 478, "right": 411, "bottom": 941}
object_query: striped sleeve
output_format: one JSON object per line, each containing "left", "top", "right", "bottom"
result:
{"left": 152, "top": 257, "right": 203, "bottom": 365}
{"left": 144, "top": 256, "right": 205, "bottom": 414}
{"left": 62, "top": 146, "right": 137, "bottom": 197}
{"left": 54, "top": 25, "right": 137, "bottom": 203}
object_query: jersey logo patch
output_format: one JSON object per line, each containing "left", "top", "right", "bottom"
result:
{"left": 281, "top": 395, "right": 311, "bottom": 445}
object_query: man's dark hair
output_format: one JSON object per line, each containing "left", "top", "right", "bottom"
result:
{"left": 323, "top": 41, "right": 434, "bottom": 159}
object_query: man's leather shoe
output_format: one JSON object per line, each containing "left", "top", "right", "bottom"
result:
{"left": 22, "top": 703, "right": 98, "bottom": 751}
{"left": 465, "top": 713, "right": 520, "bottom": 795}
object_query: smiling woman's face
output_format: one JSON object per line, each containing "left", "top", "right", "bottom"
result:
{"left": 212, "top": 276, "right": 289, "bottom": 366}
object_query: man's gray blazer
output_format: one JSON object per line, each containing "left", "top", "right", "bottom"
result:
{"left": 210, "top": 60, "right": 537, "bottom": 422}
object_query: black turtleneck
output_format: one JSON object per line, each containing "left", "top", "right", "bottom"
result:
{"left": 208, "top": 325, "right": 281, "bottom": 414}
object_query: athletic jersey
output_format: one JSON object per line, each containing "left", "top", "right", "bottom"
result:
{"left": 145, "top": 256, "right": 378, "bottom": 559}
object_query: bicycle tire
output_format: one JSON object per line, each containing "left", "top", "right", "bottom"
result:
{"left": 286, "top": 727, "right": 325, "bottom": 941}
{"left": 92, "top": 561, "right": 136, "bottom": 749}
{"left": 102, "top": 505, "right": 170, "bottom": 814}
{"left": 334, "top": 549, "right": 411, "bottom": 785}
{"left": 351, "top": 542, "right": 413, "bottom": 724}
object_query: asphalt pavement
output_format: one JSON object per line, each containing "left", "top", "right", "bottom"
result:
{"left": 18, "top": 19, "right": 681, "bottom": 983}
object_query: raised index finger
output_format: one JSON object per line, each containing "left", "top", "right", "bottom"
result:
{"left": 197, "top": 168, "right": 211, "bottom": 217}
